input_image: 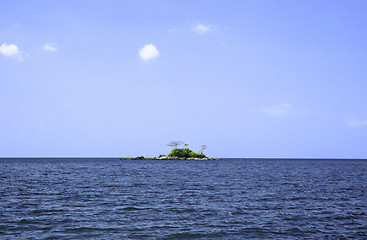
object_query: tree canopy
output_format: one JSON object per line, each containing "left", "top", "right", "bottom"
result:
{"left": 167, "top": 148, "right": 206, "bottom": 159}
{"left": 167, "top": 141, "right": 184, "bottom": 149}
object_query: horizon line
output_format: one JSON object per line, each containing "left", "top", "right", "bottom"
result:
{"left": 1, "top": 157, "right": 367, "bottom": 160}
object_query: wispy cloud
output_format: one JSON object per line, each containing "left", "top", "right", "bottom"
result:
{"left": 191, "top": 24, "right": 211, "bottom": 34}
{"left": 168, "top": 28, "right": 182, "bottom": 34}
{"left": 263, "top": 103, "right": 292, "bottom": 116}
{"left": 347, "top": 120, "right": 367, "bottom": 128}
{"left": 0, "top": 43, "right": 27, "bottom": 61}
{"left": 43, "top": 43, "right": 56, "bottom": 51}
{"left": 139, "top": 44, "right": 159, "bottom": 61}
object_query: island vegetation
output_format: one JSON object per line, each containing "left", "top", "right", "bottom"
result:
{"left": 123, "top": 141, "right": 219, "bottom": 160}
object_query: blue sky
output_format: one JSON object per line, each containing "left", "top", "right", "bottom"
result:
{"left": 1, "top": 0, "right": 367, "bottom": 158}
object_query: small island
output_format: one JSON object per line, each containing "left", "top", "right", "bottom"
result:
{"left": 123, "top": 141, "right": 220, "bottom": 160}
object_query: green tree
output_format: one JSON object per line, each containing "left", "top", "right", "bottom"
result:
{"left": 200, "top": 145, "right": 207, "bottom": 154}
{"left": 167, "top": 141, "right": 184, "bottom": 149}
{"left": 167, "top": 148, "right": 206, "bottom": 158}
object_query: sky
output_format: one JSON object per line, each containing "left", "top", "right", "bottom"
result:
{"left": 1, "top": 0, "right": 367, "bottom": 158}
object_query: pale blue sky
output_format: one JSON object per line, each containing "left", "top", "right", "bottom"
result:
{"left": 1, "top": 0, "right": 367, "bottom": 158}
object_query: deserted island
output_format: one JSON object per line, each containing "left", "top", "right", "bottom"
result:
{"left": 123, "top": 141, "right": 219, "bottom": 160}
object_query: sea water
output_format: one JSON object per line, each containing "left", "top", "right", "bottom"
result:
{"left": 0, "top": 158, "right": 366, "bottom": 239}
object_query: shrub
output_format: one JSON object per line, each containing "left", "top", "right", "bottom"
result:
{"left": 167, "top": 148, "right": 206, "bottom": 159}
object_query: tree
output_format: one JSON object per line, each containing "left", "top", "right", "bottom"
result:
{"left": 167, "top": 141, "right": 184, "bottom": 149}
{"left": 167, "top": 148, "right": 206, "bottom": 159}
{"left": 200, "top": 145, "right": 207, "bottom": 154}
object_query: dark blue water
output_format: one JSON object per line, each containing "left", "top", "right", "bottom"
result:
{"left": 0, "top": 159, "right": 366, "bottom": 239}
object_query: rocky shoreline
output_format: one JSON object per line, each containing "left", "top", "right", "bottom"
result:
{"left": 121, "top": 156, "right": 221, "bottom": 160}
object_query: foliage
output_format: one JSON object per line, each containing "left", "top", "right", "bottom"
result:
{"left": 167, "top": 141, "right": 184, "bottom": 149}
{"left": 200, "top": 145, "right": 207, "bottom": 154}
{"left": 167, "top": 148, "right": 206, "bottom": 158}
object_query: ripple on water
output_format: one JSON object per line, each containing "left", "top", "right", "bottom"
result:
{"left": 0, "top": 158, "right": 366, "bottom": 239}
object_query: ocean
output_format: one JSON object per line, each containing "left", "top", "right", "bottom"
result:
{"left": 0, "top": 158, "right": 366, "bottom": 239}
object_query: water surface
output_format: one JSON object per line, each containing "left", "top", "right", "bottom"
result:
{"left": 1, "top": 158, "right": 366, "bottom": 239}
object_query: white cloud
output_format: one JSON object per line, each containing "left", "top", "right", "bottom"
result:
{"left": 263, "top": 103, "right": 292, "bottom": 116}
{"left": 191, "top": 24, "right": 211, "bottom": 34}
{"left": 139, "top": 44, "right": 159, "bottom": 61}
{"left": 0, "top": 43, "right": 20, "bottom": 57}
{"left": 0, "top": 43, "right": 27, "bottom": 61}
{"left": 43, "top": 43, "right": 56, "bottom": 51}
{"left": 347, "top": 120, "right": 367, "bottom": 128}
